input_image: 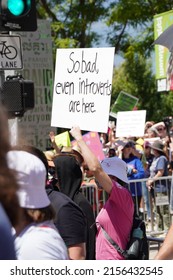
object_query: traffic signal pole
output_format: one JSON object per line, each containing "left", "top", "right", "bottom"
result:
{"left": 0, "top": 64, "right": 19, "bottom": 145}
{"left": 0, "top": 1, "right": 37, "bottom": 145}
{"left": 0, "top": 70, "right": 5, "bottom": 87}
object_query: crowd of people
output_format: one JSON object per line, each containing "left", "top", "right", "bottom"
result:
{"left": 0, "top": 104, "right": 173, "bottom": 260}
{"left": 99, "top": 120, "right": 172, "bottom": 225}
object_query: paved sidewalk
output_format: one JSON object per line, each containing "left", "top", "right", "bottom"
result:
{"left": 149, "top": 243, "right": 159, "bottom": 259}
{"left": 148, "top": 233, "right": 165, "bottom": 259}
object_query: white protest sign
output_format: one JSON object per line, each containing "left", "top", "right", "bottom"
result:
{"left": 116, "top": 110, "right": 146, "bottom": 137}
{"left": 51, "top": 47, "right": 115, "bottom": 132}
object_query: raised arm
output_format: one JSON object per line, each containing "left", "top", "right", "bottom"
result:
{"left": 49, "top": 131, "right": 62, "bottom": 154}
{"left": 70, "top": 126, "right": 113, "bottom": 194}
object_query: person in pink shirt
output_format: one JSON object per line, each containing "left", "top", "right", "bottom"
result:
{"left": 70, "top": 126, "right": 134, "bottom": 260}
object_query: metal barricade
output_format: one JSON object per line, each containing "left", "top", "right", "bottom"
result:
{"left": 147, "top": 236, "right": 164, "bottom": 259}
{"left": 81, "top": 175, "right": 173, "bottom": 236}
{"left": 81, "top": 183, "right": 100, "bottom": 218}
{"left": 130, "top": 176, "right": 172, "bottom": 236}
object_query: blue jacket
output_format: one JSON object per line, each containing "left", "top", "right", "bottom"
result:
{"left": 123, "top": 156, "right": 145, "bottom": 196}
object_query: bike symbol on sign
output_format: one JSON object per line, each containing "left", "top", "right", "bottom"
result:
{"left": 0, "top": 41, "right": 17, "bottom": 60}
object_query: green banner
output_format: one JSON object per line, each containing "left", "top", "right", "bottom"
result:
{"left": 154, "top": 10, "right": 173, "bottom": 80}
{"left": 111, "top": 91, "right": 138, "bottom": 113}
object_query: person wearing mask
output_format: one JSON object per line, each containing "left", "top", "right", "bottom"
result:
{"left": 69, "top": 126, "right": 134, "bottom": 260}
{"left": 53, "top": 153, "right": 96, "bottom": 260}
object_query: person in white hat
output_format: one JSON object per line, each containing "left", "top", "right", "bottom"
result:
{"left": 7, "top": 150, "right": 68, "bottom": 260}
{"left": 70, "top": 126, "right": 134, "bottom": 260}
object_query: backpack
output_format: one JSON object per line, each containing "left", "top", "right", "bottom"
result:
{"left": 101, "top": 214, "right": 149, "bottom": 260}
{"left": 125, "top": 215, "right": 149, "bottom": 260}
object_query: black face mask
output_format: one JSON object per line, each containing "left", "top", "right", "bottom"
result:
{"left": 54, "top": 155, "right": 82, "bottom": 200}
{"left": 48, "top": 166, "right": 55, "bottom": 176}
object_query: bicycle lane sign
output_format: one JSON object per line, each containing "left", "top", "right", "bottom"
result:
{"left": 0, "top": 35, "right": 23, "bottom": 69}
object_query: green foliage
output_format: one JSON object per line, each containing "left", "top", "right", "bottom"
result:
{"left": 111, "top": 50, "right": 169, "bottom": 122}
{"left": 36, "top": 0, "right": 173, "bottom": 121}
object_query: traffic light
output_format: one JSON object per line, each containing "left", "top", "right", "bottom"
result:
{"left": 0, "top": 75, "right": 35, "bottom": 118}
{"left": 0, "top": 0, "right": 37, "bottom": 31}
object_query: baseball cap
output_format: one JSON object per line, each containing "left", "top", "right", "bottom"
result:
{"left": 7, "top": 150, "right": 50, "bottom": 209}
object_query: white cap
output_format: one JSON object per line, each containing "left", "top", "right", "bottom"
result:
{"left": 101, "top": 156, "right": 128, "bottom": 184}
{"left": 7, "top": 150, "right": 50, "bottom": 209}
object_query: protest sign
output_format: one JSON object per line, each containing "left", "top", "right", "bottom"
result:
{"left": 51, "top": 47, "right": 115, "bottom": 133}
{"left": 111, "top": 91, "right": 139, "bottom": 113}
{"left": 116, "top": 110, "right": 146, "bottom": 137}
{"left": 72, "top": 131, "right": 105, "bottom": 161}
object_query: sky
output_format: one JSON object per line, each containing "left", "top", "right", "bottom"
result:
{"left": 92, "top": 21, "right": 124, "bottom": 67}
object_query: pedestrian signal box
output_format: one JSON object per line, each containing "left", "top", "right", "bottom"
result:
{"left": 0, "top": 75, "right": 35, "bottom": 118}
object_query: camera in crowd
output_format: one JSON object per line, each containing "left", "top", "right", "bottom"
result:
{"left": 163, "top": 116, "right": 173, "bottom": 136}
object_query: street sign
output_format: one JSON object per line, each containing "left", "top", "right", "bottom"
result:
{"left": 0, "top": 35, "right": 23, "bottom": 69}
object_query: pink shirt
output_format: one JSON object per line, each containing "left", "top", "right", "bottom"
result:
{"left": 96, "top": 181, "right": 134, "bottom": 260}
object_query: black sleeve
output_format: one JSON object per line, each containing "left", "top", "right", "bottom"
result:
{"left": 55, "top": 202, "right": 87, "bottom": 247}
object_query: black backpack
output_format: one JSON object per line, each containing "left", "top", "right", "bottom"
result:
{"left": 101, "top": 214, "right": 149, "bottom": 260}
{"left": 125, "top": 215, "right": 149, "bottom": 260}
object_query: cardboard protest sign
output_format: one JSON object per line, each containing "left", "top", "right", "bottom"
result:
{"left": 72, "top": 131, "right": 105, "bottom": 161}
{"left": 51, "top": 48, "right": 115, "bottom": 133}
{"left": 116, "top": 110, "right": 146, "bottom": 137}
{"left": 55, "top": 131, "right": 71, "bottom": 147}
{"left": 111, "top": 91, "right": 139, "bottom": 113}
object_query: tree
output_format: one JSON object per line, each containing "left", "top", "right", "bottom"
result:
{"left": 106, "top": 0, "right": 173, "bottom": 57}
{"left": 35, "top": 0, "right": 173, "bottom": 120}
{"left": 37, "top": 0, "right": 107, "bottom": 49}
{"left": 111, "top": 48, "right": 170, "bottom": 122}
{"left": 107, "top": 0, "right": 173, "bottom": 121}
